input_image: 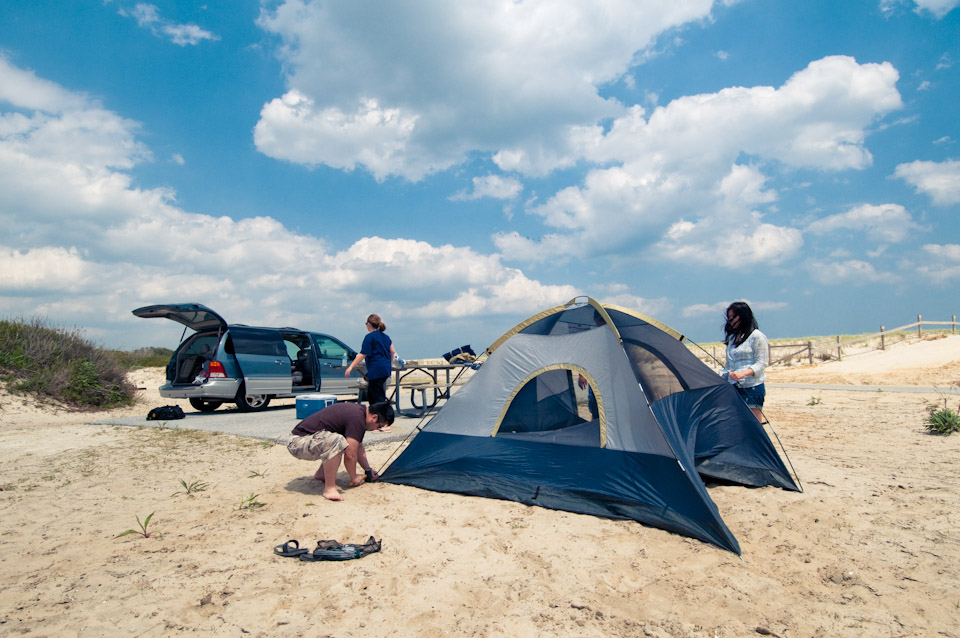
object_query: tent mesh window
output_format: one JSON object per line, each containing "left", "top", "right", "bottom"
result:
{"left": 496, "top": 368, "right": 602, "bottom": 447}
{"left": 623, "top": 341, "right": 685, "bottom": 402}
{"left": 520, "top": 306, "right": 603, "bottom": 336}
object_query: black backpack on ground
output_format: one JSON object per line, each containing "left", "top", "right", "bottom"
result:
{"left": 147, "top": 405, "right": 185, "bottom": 421}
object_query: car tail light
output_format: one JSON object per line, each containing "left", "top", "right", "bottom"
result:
{"left": 207, "top": 361, "right": 227, "bottom": 378}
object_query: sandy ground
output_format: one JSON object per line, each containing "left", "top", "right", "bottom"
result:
{"left": 1, "top": 334, "right": 959, "bottom": 637}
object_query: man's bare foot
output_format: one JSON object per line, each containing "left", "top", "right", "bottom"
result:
{"left": 322, "top": 487, "right": 343, "bottom": 501}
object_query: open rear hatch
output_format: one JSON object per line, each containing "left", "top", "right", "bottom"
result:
{"left": 132, "top": 303, "right": 227, "bottom": 332}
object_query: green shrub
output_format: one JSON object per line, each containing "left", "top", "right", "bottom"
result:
{"left": 0, "top": 317, "right": 136, "bottom": 409}
{"left": 926, "top": 405, "right": 960, "bottom": 436}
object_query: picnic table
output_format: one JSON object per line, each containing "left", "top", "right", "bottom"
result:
{"left": 389, "top": 361, "right": 472, "bottom": 418}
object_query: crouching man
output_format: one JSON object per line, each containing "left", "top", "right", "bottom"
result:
{"left": 286, "top": 401, "right": 395, "bottom": 501}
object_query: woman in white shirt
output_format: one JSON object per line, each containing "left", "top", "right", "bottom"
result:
{"left": 722, "top": 301, "right": 769, "bottom": 422}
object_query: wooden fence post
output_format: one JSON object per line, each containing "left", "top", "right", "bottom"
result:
{"left": 836, "top": 335, "right": 842, "bottom": 361}
{"left": 917, "top": 314, "right": 922, "bottom": 339}
{"left": 953, "top": 315, "right": 956, "bottom": 333}
{"left": 880, "top": 325, "right": 885, "bottom": 351}
{"left": 807, "top": 341, "right": 812, "bottom": 364}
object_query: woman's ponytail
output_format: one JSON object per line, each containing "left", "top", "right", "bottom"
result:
{"left": 366, "top": 313, "right": 386, "bottom": 332}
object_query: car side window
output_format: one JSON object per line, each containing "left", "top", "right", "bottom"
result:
{"left": 313, "top": 335, "right": 348, "bottom": 360}
{"left": 229, "top": 327, "right": 285, "bottom": 356}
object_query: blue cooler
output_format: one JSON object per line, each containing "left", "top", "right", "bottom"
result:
{"left": 296, "top": 394, "right": 337, "bottom": 419}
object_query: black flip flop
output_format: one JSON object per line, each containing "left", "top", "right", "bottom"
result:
{"left": 298, "top": 537, "right": 381, "bottom": 562}
{"left": 299, "top": 545, "right": 362, "bottom": 561}
{"left": 274, "top": 539, "right": 309, "bottom": 558}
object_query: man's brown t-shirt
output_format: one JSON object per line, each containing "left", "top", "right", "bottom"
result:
{"left": 291, "top": 402, "right": 367, "bottom": 442}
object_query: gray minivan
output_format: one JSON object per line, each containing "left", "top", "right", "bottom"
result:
{"left": 133, "top": 303, "right": 364, "bottom": 412}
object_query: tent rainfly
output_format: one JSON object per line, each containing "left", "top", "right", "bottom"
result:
{"left": 381, "top": 297, "right": 799, "bottom": 553}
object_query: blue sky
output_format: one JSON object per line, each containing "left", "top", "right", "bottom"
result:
{"left": 1, "top": 0, "right": 958, "bottom": 357}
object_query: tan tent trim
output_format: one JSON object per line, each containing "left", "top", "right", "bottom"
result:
{"left": 577, "top": 297, "right": 622, "bottom": 343}
{"left": 602, "top": 303, "right": 686, "bottom": 342}
{"left": 490, "top": 364, "right": 606, "bottom": 447}
{"left": 484, "top": 302, "right": 570, "bottom": 355}
{"left": 485, "top": 296, "right": 626, "bottom": 356}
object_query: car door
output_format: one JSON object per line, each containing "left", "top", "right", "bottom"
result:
{"left": 281, "top": 330, "right": 319, "bottom": 390}
{"left": 310, "top": 333, "right": 362, "bottom": 394}
{"left": 227, "top": 327, "right": 292, "bottom": 395}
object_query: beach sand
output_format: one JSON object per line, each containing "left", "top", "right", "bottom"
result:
{"left": 1, "top": 334, "right": 959, "bottom": 637}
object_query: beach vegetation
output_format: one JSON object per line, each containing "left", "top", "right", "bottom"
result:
{"left": 239, "top": 493, "right": 265, "bottom": 510}
{"left": 172, "top": 478, "right": 209, "bottom": 497}
{"left": 0, "top": 316, "right": 135, "bottom": 409}
{"left": 108, "top": 346, "right": 174, "bottom": 369}
{"left": 115, "top": 511, "right": 160, "bottom": 539}
{"left": 248, "top": 469, "right": 267, "bottom": 478}
{"left": 925, "top": 402, "right": 960, "bottom": 436}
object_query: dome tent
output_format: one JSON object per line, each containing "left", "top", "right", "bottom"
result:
{"left": 381, "top": 297, "right": 798, "bottom": 553}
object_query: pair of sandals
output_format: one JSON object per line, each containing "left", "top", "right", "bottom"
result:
{"left": 274, "top": 537, "right": 382, "bottom": 562}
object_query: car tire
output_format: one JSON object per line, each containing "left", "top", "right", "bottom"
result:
{"left": 189, "top": 398, "right": 223, "bottom": 412}
{"left": 236, "top": 385, "right": 271, "bottom": 412}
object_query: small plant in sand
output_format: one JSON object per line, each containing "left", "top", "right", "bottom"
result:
{"left": 925, "top": 404, "right": 960, "bottom": 436}
{"left": 248, "top": 469, "right": 267, "bottom": 478}
{"left": 172, "top": 478, "right": 209, "bottom": 497}
{"left": 238, "top": 493, "right": 265, "bottom": 510}
{"left": 924, "top": 390, "right": 960, "bottom": 436}
{"left": 807, "top": 395, "right": 822, "bottom": 406}
{"left": 115, "top": 512, "right": 161, "bottom": 539}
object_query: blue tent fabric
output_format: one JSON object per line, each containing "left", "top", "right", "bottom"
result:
{"left": 384, "top": 432, "right": 741, "bottom": 554}
{"left": 380, "top": 297, "right": 798, "bottom": 554}
{"left": 651, "top": 384, "right": 799, "bottom": 491}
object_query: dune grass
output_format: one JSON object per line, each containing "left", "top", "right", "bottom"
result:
{"left": 0, "top": 317, "right": 143, "bottom": 409}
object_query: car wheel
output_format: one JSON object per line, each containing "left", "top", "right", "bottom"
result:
{"left": 189, "top": 398, "right": 222, "bottom": 412}
{"left": 236, "top": 385, "right": 271, "bottom": 412}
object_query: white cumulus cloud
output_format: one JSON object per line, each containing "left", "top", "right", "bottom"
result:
{"left": 119, "top": 3, "right": 220, "bottom": 46}
{"left": 912, "top": 0, "right": 960, "bottom": 18}
{"left": 806, "top": 259, "right": 890, "bottom": 284}
{"left": 918, "top": 243, "right": 960, "bottom": 282}
{"left": 516, "top": 55, "right": 900, "bottom": 264}
{"left": 254, "top": 92, "right": 420, "bottom": 181}
{"left": 894, "top": 159, "right": 960, "bottom": 205}
{"left": 254, "top": 0, "right": 717, "bottom": 180}
{"left": 0, "top": 57, "right": 581, "bottom": 349}
{"left": 806, "top": 203, "right": 918, "bottom": 243}
{"left": 450, "top": 175, "right": 523, "bottom": 202}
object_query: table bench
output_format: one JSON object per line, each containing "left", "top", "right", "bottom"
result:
{"left": 389, "top": 363, "right": 473, "bottom": 417}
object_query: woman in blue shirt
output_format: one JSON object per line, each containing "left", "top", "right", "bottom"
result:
{"left": 722, "top": 301, "right": 769, "bottom": 423}
{"left": 345, "top": 313, "right": 397, "bottom": 430}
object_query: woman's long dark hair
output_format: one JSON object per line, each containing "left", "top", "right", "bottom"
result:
{"left": 723, "top": 301, "right": 758, "bottom": 348}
